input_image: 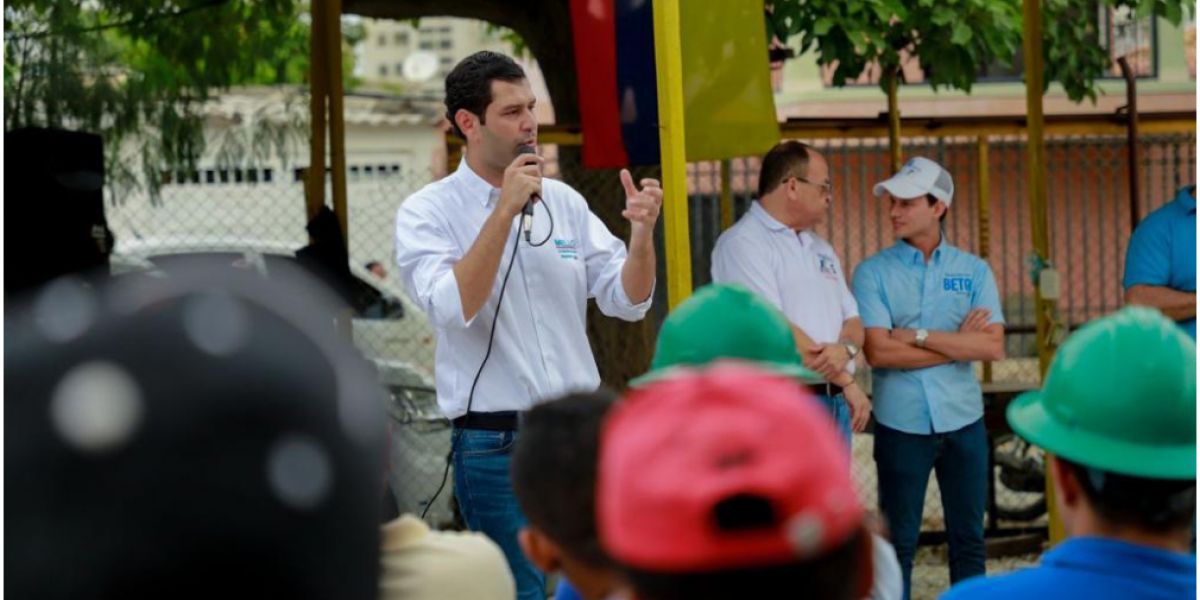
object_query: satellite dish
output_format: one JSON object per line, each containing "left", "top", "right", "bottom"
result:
{"left": 403, "top": 52, "right": 439, "bottom": 83}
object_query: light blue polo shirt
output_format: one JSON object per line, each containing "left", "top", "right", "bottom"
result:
{"left": 941, "top": 537, "right": 1196, "bottom": 600}
{"left": 852, "top": 238, "right": 1004, "bottom": 435}
{"left": 1123, "top": 186, "right": 1197, "bottom": 339}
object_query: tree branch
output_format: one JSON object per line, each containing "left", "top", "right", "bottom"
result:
{"left": 7, "top": 0, "right": 229, "bottom": 41}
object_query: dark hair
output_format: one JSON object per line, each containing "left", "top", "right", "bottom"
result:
{"left": 364, "top": 261, "right": 381, "bottom": 270}
{"left": 1061, "top": 458, "right": 1196, "bottom": 533}
{"left": 925, "top": 194, "right": 948, "bottom": 223}
{"left": 757, "top": 141, "right": 813, "bottom": 198}
{"left": 511, "top": 389, "right": 617, "bottom": 567}
{"left": 444, "top": 51, "right": 526, "bottom": 139}
{"left": 623, "top": 529, "right": 866, "bottom": 600}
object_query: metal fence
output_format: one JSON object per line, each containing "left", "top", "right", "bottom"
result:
{"left": 557, "top": 130, "right": 1196, "bottom": 387}
{"left": 107, "top": 125, "right": 1194, "bottom": 599}
{"left": 530, "top": 127, "right": 1194, "bottom": 598}
{"left": 106, "top": 168, "right": 458, "bottom": 527}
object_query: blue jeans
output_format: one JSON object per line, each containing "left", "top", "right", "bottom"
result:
{"left": 453, "top": 428, "right": 546, "bottom": 600}
{"left": 815, "top": 393, "right": 853, "bottom": 449}
{"left": 874, "top": 418, "right": 987, "bottom": 600}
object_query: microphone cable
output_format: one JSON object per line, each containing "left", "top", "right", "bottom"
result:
{"left": 421, "top": 198, "right": 553, "bottom": 520}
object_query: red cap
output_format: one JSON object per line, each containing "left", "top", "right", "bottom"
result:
{"left": 597, "top": 362, "right": 863, "bottom": 572}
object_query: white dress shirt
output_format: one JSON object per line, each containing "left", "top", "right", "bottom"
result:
{"left": 394, "top": 160, "right": 652, "bottom": 418}
{"left": 711, "top": 201, "right": 859, "bottom": 373}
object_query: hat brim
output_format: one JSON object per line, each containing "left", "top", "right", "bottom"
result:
{"left": 872, "top": 178, "right": 929, "bottom": 201}
{"left": 1007, "top": 390, "right": 1196, "bottom": 480}
{"left": 629, "top": 360, "right": 821, "bottom": 389}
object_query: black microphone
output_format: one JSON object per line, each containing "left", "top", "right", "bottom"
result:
{"left": 517, "top": 145, "right": 539, "bottom": 242}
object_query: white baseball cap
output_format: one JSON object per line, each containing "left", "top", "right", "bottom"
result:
{"left": 872, "top": 157, "right": 955, "bottom": 207}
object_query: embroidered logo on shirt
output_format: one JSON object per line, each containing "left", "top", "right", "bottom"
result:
{"left": 818, "top": 254, "right": 839, "bottom": 278}
{"left": 943, "top": 274, "right": 973, "bottom": 294}
{"left": 554, "top": 238, "right": 580, "bottom": 260}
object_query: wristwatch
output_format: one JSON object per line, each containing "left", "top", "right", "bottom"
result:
{"left": 844, "top": 342, "right": 860, "bottom": 359}
{"left": 915, "top": 328, "right": 930, "bottom": 348}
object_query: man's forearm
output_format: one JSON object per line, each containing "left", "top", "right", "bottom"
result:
{"left": 620, "top": 232, "right": 656, "bottom": 304}
{"left": 839, "top": 318, "right": 865, "bottom": 370}
{"left": 452, "top": 209, "right": 517, "bottom": 322}
{"left": 839, "top": 318, "right": 865, "bottom": 347}
{"left": 864, "top": 334, "right": 953, "bottom": 369}
{"left": 790, "top": 324, "right": 820, "bottom": 355}
{"left": 1126, "top": 285, "right": 1197, "bottom": 321}
{"left": 922, "top": 329, "right": 1005, "bottom": 362}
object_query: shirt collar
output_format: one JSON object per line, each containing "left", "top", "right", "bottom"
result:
{"left": 749, "top": 201, "right": 793, "bottom": 233}
{"left": 454, "top": 157, "right": 501, "bottom": 207}
{"left": 1177, "top": 186, "right": 1196, "bottom": 213}
{"left": 797, "top": 230, "right": 814, "bottom": 247}
{"left": 893, "top": 235, "right": 949, "bottom": 265}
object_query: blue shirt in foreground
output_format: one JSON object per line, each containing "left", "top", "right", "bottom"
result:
{"left": 852, "top": 238, "right": 1004, "bottom": 435}
{"left": 941, "top": 537, "right": 1196, "bottom": 600}
{"left": 1123, "top": 186, "right": 1197, "bottom": 339}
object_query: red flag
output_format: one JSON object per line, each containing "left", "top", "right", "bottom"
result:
{"left": 570, "top": 0, "right": 629, "bottom": 168}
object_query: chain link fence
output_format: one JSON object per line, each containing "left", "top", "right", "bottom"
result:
{"left": 106, "top": 128, "right": 1194, "bottom": 598}
{"left": 542, "top": 130, "right": 1194, "bottom": 598}
{"left": 105, "top": 166, "right": 457, "bottom": 526}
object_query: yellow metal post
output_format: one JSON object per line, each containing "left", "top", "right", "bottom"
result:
{"left": 886, "top": 67, "right": 902, "bottom": 173}
{"left": 652, "top": 0, "right": 693, "bottom": 308}
{"left": 307, "top": 1, "right": 328, "bottom": 221}
{"left": 324, "top": 0, "right": 349, "bottom": 243}
{"left": 977, "top": 136, "right": 993, "bottom": 384}
{"left": 1022, "top": 0, "right": 1064, "bottom": 544}
{"left": 719, "top": 159, "right": 734, "bottom": 231}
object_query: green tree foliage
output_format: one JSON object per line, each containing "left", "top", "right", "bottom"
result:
{"left": 4, "top": 0, "right": 361, "bottom": 200}
{"left": 767, "top": 0, "right": 1193, "bottom": 101}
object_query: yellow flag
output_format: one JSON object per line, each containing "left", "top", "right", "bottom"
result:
{"left": 680, "top": 0, "right": 781, "bottom": 161}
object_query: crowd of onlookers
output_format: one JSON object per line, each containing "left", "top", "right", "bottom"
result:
{"left": 7, "top": 48, "right": 1195, "bottom": 600}
{"left": 8, "top": 258, "right": 1192, "bottom": 600}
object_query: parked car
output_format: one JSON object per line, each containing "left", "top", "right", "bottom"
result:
{"left": 110, "top": 238, "right": 435, "bottom": 377}
{"left": 374, "top": 358, "right": 455, "bottom": 526}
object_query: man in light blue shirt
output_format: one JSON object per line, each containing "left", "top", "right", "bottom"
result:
{"left": 1124, "top": 185, "right": 1196, "bottom": 338}
{"left": 852, "top": 157, "right": 1005, "bottom": 600}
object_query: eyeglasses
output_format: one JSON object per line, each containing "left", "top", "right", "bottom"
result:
{"left": 789, "top": 176, "right": 834, "bottom": 197}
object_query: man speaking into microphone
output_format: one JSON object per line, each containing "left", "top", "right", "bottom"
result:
{"left": 393, "top": 51, "right": 661, "bottom": 599}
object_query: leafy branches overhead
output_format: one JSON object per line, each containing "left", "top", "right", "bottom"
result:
{"left": 769, "top": 0, "right": 1022, "bottom": 94}
{"left": 3, "top": 0, "right": 353, "bottom": 201}
{"left": 767, "top": 0, "right": 1193, "bottom": 102}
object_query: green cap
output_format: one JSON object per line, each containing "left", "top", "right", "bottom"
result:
{"left": 1007, "top": 306, "right": 1196, "bottom": 480}
{"left": 631, "top": 284, "right": 818, "bottom": 387}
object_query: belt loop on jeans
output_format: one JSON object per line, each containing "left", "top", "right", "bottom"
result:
{"left": 452, "top": 410, "right": 520, "bottom": 431}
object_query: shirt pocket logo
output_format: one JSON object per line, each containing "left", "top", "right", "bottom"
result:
{"left": 553, "top": 238, "right": 580, "bottom": 260}
{"left": 943, "top": 274, "right": 973, "bottom": 295}
{"left": 817, "top": 254, "right": 839, "bottom": 279}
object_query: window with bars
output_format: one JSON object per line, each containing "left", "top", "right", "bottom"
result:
{"left": 162, "top": 168, "right": 275, "bottom": 186}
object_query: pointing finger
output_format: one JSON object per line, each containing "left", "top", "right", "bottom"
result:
{"left": 619, "top": 168, "right": 639, "bottom": 198}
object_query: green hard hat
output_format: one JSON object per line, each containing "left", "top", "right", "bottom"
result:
{"left": 631, "top": 283, "right": 818, "bottom": 387}
{"left": 1007, "top": 306, "right": 1197, "bottom": 480}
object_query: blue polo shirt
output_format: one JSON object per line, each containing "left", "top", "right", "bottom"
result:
{"left": 941, "top": 537, "right": 1196, "bottom": 600}
{"left": 851, "top": 238, "right": 1004, "bottom": 435}
{"left": 1123, "top": 186, "right": 1197, "bottom": 338}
